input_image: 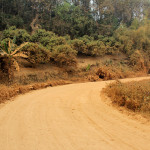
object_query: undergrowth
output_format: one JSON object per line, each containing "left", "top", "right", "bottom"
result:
{"left": 104, "top": 80, "right": 150, "bottom": 115}
{"left": 96, "top": 63, "right": 145, "bottom": 80}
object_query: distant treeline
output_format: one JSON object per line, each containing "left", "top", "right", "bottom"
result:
{"left": 0, "top": 0, "right": 150, "bottom": 38}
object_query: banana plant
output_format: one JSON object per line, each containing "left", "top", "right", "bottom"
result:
{"left": 0, "top": 40, "right": 28, "bottom": 57}
{"left": 0, "top": 39, "right": 29, "bottom": 72}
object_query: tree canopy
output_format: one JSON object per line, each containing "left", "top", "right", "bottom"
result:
{"left": 0, "top": 0, "right": 149, "bottom": 38}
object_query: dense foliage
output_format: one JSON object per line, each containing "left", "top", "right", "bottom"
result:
{"left": 51, "top": 45, "right": 77, "bottom": 66}
{"left": 0, "top": 0, "right": 150, "bottom": 37}
{"left": 21, "top": 43, "right": 51, "bottom": 65}
{"left": 0, "top": 0, "right": 150, "bottom": 72}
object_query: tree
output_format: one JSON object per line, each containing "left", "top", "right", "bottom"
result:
{"left": 0, "top": 40, "right": 28, "bottom": 81}
{"left": 51, "top": 2, "right": 98, "bottom": 38}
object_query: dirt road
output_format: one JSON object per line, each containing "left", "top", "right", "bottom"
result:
{"left": 0, "top": 77, "right": 150, "bottom": 150}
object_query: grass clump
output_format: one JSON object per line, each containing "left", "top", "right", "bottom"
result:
{"left": 104, "top": 80, "right": 150, "bottom": 114}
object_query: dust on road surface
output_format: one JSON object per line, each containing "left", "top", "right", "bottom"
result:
{"left": 0, "top": 77, "right": 150, "bottom": 150}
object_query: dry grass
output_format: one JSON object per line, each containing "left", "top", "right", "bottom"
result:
{"left": 0, "top": 80, "right": 72, "bottom": 104}
{"left": 96, "top": 63, "right": 147, "bottom": 80}
{"left": 96, "top": 66, "right": 133, "bottom": 80}
{"left": 104, "top": 80, "right": 150, "bottom": 115}
{"left": 0, "top": 56, "right": 149, "bottom": 104}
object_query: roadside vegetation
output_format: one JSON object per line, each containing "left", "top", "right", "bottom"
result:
{"left": 0, "top": 80, "right": 71, "bottom": 103}
{"left": 104, "top": 80, "right": 150, "bottom": 115}
{"left": 0, "top": 0, "right": 150, "bottom": 103}
{"left": 0, "top": 25, "right": 149, "bottom": 84}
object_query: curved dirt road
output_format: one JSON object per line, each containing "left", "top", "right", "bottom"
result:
{"left": 0, "top": 77, "right": 150, "bottom": 150}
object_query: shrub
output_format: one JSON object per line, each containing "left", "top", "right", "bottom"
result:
{"left": 31, "top": 30, "right": 67, "bottom": 50}
{"left": 129, "top": 50, "right": 146, "bottom": 71}
{"left": 79, "top": 35, "right": 94, "bottom": 43}
{"left": 96, "top": 66, "right": 120, "bottom": 80}
{"left": 2, "top": 26, "right": 31, "bottom": 45}
{"left": 71, "top": 39, "right": 87, "bottom": 55}
{"left": 31, "top": 29, "right": 55, "bottom": 44}
{"left": 0, "top": 40, "right": 29, "bottom": 83}
{"left": 114, "top": 22, "right": 150, "bottom": 55}
{"left": 96, "top": 62, "right": 134, "bottom": 80}
{"left": 46, "top": 36, "right": 66, "bottom": 50}
{"left": 0, "top": 38, "right": 16, "bottom": 49}
{"left": 87, "top": 41, "right": 105, "bottom": 56}
{"left": 100, "top": 36, "right": 121, "bottom": 55}
{"left": 39, "top": 37, "right": 51, "bottom": 47}
{"left": 71, "top": 39, "right": 106, "bottom": 56}
{"left": 104, "top": 80, "right": 150, "bottom": 114}
{"left": 21, "top": 43, "right": 51, "bottom": 65}
{"left": 63, "top": 35, "right": 71, "bottom": 41}
{"left": 51, "top": 45, "right": 77, "bottom": 67}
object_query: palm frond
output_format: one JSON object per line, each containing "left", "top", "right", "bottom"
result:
{"left": 8, "top": 40, "right": 12, "bottom": 54}
{"left": 11, "top": 42, "right": 29, "bottom": 55}
{"left": 13, "top": 52, "right": 28, "bottom": 58}
{"left": 4, "top": 42, "right": 9, "bottom": 54}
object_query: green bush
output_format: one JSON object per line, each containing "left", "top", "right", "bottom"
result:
{"left": 51, "top": 45, "right": 77, "bottom": 67}
{"left": 114, "top": 23, "right": 150, "bottom": 55}
{"left": 71, "top": 38, "right": 106, "bottom": 56}
{"left": 46, "top": 36, "right": 66, "bottom": 50}
{"left": 71, "top": 39, "right": 87, "bottom": 55}
{"left": 63, "top": 35, "right": 71, "bottom": 41}
{"left": 87, "top": 41, "right": 105, "bottom": 56}
{"left": 21, "top": 43, "right": 51, "bottom": 65}
{"left": 2, "top": 26, "right": 30, "bottom": 45}
{"left": 31, "top": 30, "right": 67, "bottom": 50}
{"left": 31, "top": 29, "right": 55, "bottom": 44}
{"left": 100, "top": 36, "right": 121, "bottom": 55}
{"left": 79, "top": 35, "right": 94, "bottom": 44}
{"left": 0, "top": 38, "right": 16, "bottom": 50}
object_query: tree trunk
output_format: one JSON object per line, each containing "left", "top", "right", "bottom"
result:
{"left": 30, "top": 14, "right": 40, "bottom": 35}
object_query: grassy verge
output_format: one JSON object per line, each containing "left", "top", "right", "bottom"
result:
{"left": 0, "top": 80, "right": 72, "bottom": 104}
{"left": 104, "top": 80, "right": 150, "bottom": 115}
